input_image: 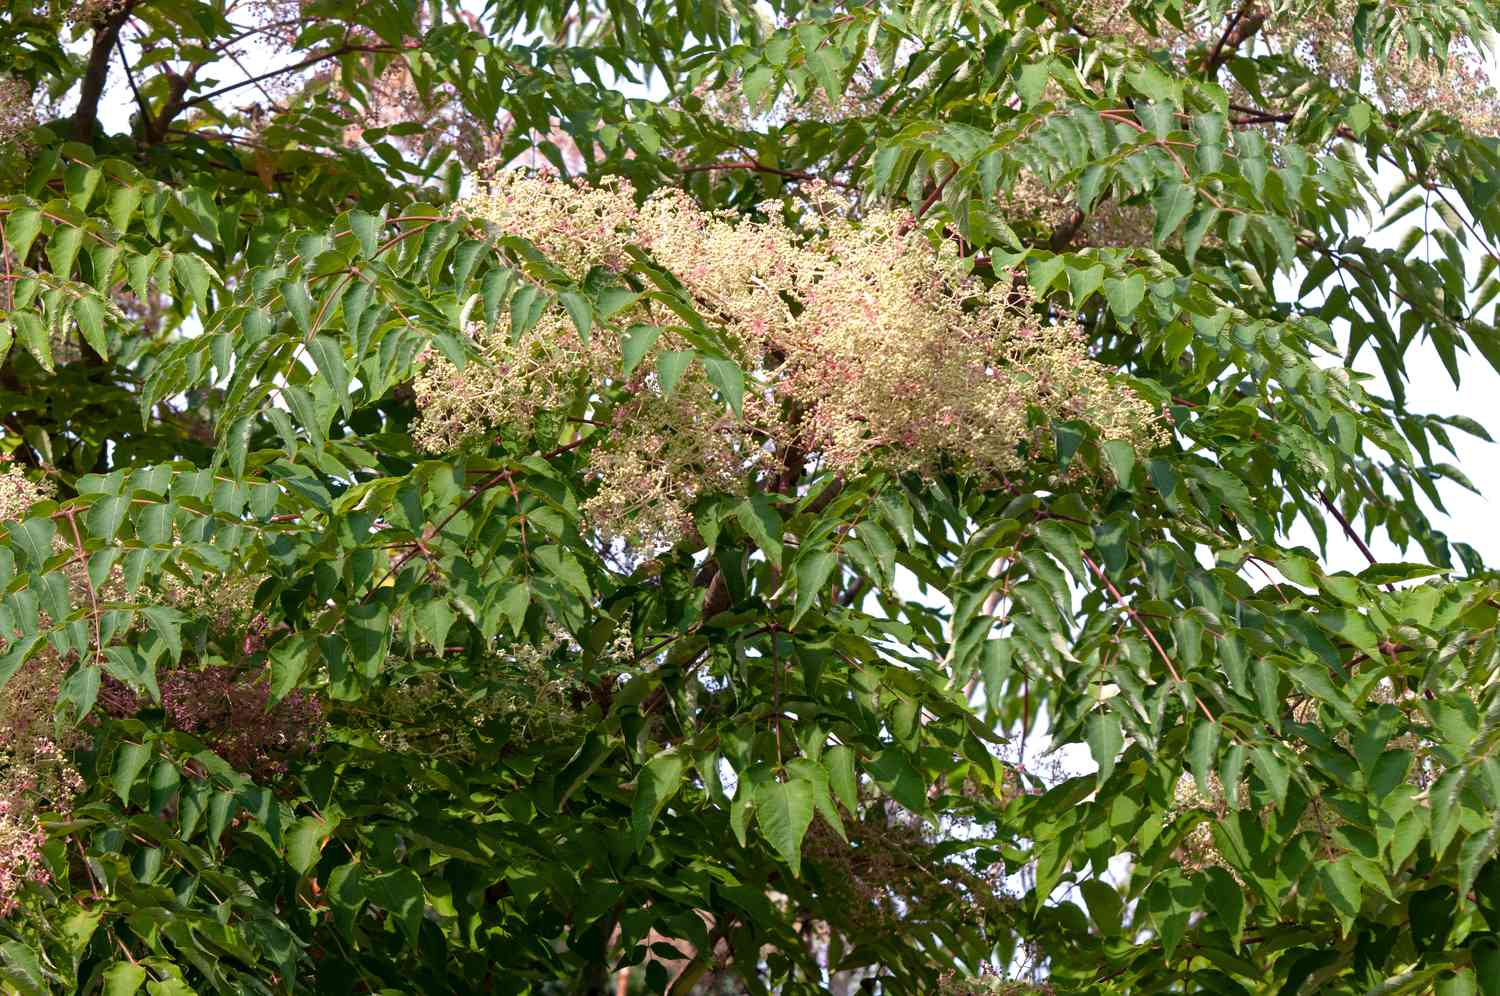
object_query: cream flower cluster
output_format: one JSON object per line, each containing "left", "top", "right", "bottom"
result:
{"left": 415, "top": 171, "right": 1165, "bottom": 547}
{"left": 0, "top": 460, "right": 48, "bottom": 522}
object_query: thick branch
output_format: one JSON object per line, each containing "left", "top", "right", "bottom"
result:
{"left": 1203, "top": 3, "right": 1267, "bottom": 73}
{"left": 71, "top": 4, "right": 136, "bottom": 142}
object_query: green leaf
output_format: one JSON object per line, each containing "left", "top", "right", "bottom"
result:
{"left": 509, "top": 283, "right": 547, "bottom": 340}
{"left": 559, "top": 289, "right": 592, "bottom": 343}
{"left": 350, "top": 210, "right": 382, "bottom": 257}
{"left": 657, "top": 349, "right": 694, "bottom": 396}
{"left": 622, "top": 324, "right": 661, "bottom": 376}
{"left": 5, "top": 207, "right": 42, "bottom": 262}
{"left": 72, "top": 294, "right": 108, "bottom": 359}
{"left": 1079, "top": 879, "right": 1124, "bottom": 936}
{"left": 1188, "top": 720, "right": 1220, "bottom": 796}
{"left": 754, "top": 779, "right": 816, "bottom": 876}
{"left": 13, "top": 310, "right": 52, "bottom": 371}
{"left": 1203, "top": 866, "right": 1246, "bottom": 951}
{"left": 632, "top": 751, "right": 687, "bottom": 852}
{"left": 287, "top": 815, "right": 332, "bottom": 875}
{"left": 45, "top": 224, "right": 84, "bottom": 279}
{"left": 102, "top": 962, "right": 147, "bottom": 996}
{"left": 281, "top": 280, "right": 312, "bottom": 334}
{"left": 0, "top": 941, "right": 49, "bottom": 996}
{"left": 792, "top": 550, "right": 838, "bottom": 625}
{"left": 1102, "top": 274, "right": 1146, "bottom": 321}
{"left": 702, "top": 356, "right": 744, "bottom": 417}
{"left": 113, "top": 741, "right": 152, "bottom": 804}
{"left": 735, "top": 494, "right": 784, "bottom": 569}
{"left": 1473, "top": 937, "right": 1500, "bottom": 996}
{"left": 308, "top": 335, "right": 352, "bottom": 418}
{"left": 86, "top": 494, "right": 129, "bottom": 542}
{"left": 269, "top": 634, "right": 314, "bottom": 703}
{"left": 824, "top": 745, "right": 858, "bottom": 815}
{"left": 806, "top": 46, "right": 844, "bottom": 103}
{"left": 1086, "top": 712, "right": 1123, "bottom": 784}
{"left": 1151, "top": 181, "right": 1195, "bottom": 245}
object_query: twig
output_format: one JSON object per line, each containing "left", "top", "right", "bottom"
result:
{"left": 1083, "top": 553, "right": 1216, "bottom": 722}
{"left": 1315, "top": 488, "right": 1395, "bottom": 591}
{"left": 115, "top": 36, "right": 151, "bottom": 131}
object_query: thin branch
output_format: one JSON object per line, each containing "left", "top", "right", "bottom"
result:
{"left": 362, "top": 436, "right": 591, "bottom": 601}
{"left": 1083, "top": 553, "right": 1216, "bottom": 722}
{"left": 115, "top": 36, "right": 151, "bottom": 131}
{"left": 678, "top": 159, "right": 849, "bottom": 188}
{"left": 180, "top": 44, "right": 398, "bottom": 111}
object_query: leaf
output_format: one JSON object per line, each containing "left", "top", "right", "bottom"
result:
{"left": 113, "top": 741, "right": 152, "bottom": 804}
{"left": 1079, "top": 879, "right": 1124, "bottom": 936}
{"left": 281, "top": 280, "right": 312, "bottom": 334}
{"left": 806, "top": 46, "right": 844, "bottom": 103}
{"left": 792, "top": 550, "right": 838, "bottom": 625}
{"left": 287, "top": 815, "right": 333, "bottom": 875}
{"left": 1151, "top": 181, "right": 1195, "bottom": 245}
{"left": 102, "top": 962, "right": 147, "bottom": 996}
{"left": 701, "top": 356, "right": 744, "bottom": 417}
{"left": 1188, "top": 720, "right": 1220, "bottom": 796}
{"left": 622, "top": 324, "right": 661, "bottom": 376}
{"left": 1473, "top": 937, "right": 1500, "bottom": 996}
{"left": 1102, "top": 274, "right": 1146, "bottom": 321}
{"left": 6, "top": 515, "right": 55, "bottom": 567}
{"left": 632, "top": 751, "right": 687, "bottom": 852}
{"left": 656, "top": 349, "right": 694, "bottom": 396}
{"left": 86, "top": 494, "right": 129, "bottom": 542}
{"left": 349, "top": 210, "right": 382, "bottom": 257}
{"left": 72, "top": 294, "right": 108, "bottom": 359}
{"left": 307, "top": 335, "right": 352, "bottom": 418}
{"left": 754, "top": 779, "right": 816, "bottom": 876}
{"left": 735, "top": 494, "right": 783, "bottom": 569}
{"left": 13, "top": 310, "right": 52, "bottom": 371}
{"left": 824, "top": 745, "right": 859, "bottom": 815}
{"left": 1086, "top": 712, "right": 1123, "bottom": 784}
{"left": 0, "top": 941, "right": 49, "bottom": 996}
{"left": 1203, "top": 866, "right": 1246, "bottom": 950}
{"left": 367, "top": 868, "right": 425, "bottom": 944}
{"left": 1101, "top": 439, "right": 1136, "bottom": 488}
{"left": 559, "top": 290, "right": 592, "bottom": 343}
{"left": 5, "top": 207, "right": 42, "bottom": 262}
{"left": 45, "top": 224, "right": 84, "bottom": 279}
{"left": 269, "top": 634, "right": 314, "bottom": 703}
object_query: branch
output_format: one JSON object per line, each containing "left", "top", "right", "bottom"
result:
{"left": 71, "top": 3, "right": 136, "bottom": 142}
{"left": 678, "top": 159, "right": 848, "bottom": 188}
{"left": 116, "top": 36, "right": 150, "bottom": 131}
{"left": 1203, "top": 3, "right": 1267, "bottom": 74}
{"left": 180, "top": 43, "right": 398, "bottom": 111}
{"left": 1083, "top": 553, "right": 1216, "bottom": 723}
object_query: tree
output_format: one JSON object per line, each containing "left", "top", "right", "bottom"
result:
{"left": 2, "top": 0, "right": 1500, "bottom": 991}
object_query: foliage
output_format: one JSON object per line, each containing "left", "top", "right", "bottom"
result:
{"left": 2, "top": 0, "right": 1500, "bottom": 993}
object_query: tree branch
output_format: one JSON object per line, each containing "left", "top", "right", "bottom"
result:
{"left": 72, "top": 3, "right": 136, "bottom": 142}
{"left": 180, "top": 43, "right": 397, "bottom": 111}
{"left": 1203, "top": 3, "right": 1267, "bottom": 74}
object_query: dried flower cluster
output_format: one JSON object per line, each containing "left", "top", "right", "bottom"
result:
{"left": 1076, "top": 0, "right": 1500, "bottom": 135}
{"left": 802, "top": 803, "right": 1014, "bottom": 939}
{"left": 938, "top": 971, "right": 1054, "bottom": 996}
{"left": 101, "top": 666, "right": 323, "bottom": 777}
{"left": 367, "top": 624, "right": 631, "bottom": 755}
{"left": 0, "top": 78, "right": 35, "bottom": 149}
{"left": 0, "top": 652, "right": 82, "bottom": 915}
{"left": 416, "top": 171, "right": 1164, "bottom": 547}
